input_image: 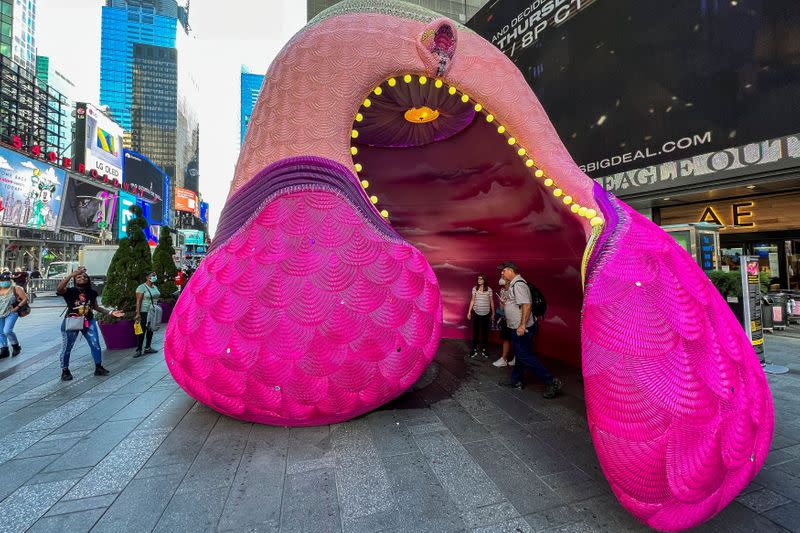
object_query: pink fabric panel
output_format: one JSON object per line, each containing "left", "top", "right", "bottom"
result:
{"left": 165, "top": 189, "right": 441, "bottom": 426}
{"left": 582, "top": 199, "right": 774, "bottom": 531}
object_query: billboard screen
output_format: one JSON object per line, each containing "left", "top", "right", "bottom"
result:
{"left": 76, "top": 103, "right": 124, "bottom": 181}
{"left": 61, "top": 177, "right": 118, "bottom": 233}
{"left": 117, "top": 191, "right": 138, "bottom": 238}
{"left": 0, "top": 146, "right": 67, "bottom": 231}
{"left": 179, "top": 229, "right": 204, "bottom": 245}
{"left": 199, "top": 201, "right": 208, "bottom": 224}
{"left": 123, "top": 150, "right": 166, "bottom": 224}
{"left": 175, "top": 187, "right": 198, "bottom": 214}
{"left": 468, "top": 1, "right": 800, "bottom": 178}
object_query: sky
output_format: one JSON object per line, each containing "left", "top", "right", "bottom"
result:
{"left": 35, "top": 0, "right": 307, "bottom": 238}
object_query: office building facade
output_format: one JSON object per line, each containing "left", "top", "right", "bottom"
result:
{"left": 131, "top": 42, "right": 177, "bottom": 178}
{"left": 0, "top": 54, "right": 70, "bottom": 155}
{"left": 101, "top": 0, "right": 199, "bottom": 203}
{"left": 10, "top": 0, "right": 35, "bottom": 72}
{"left": 240, "top": 70, "right": 264, "bottom": 146}
{"left": 307, "top": 0, "right": 489, "bottom": 23}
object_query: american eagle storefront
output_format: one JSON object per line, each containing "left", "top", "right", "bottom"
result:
{"left": 600, "top": 133, "right": 800, "bottom": 290}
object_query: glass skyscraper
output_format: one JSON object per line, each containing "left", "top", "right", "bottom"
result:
{"left": 100, "top": 0, "right": 178, "bottom": 134}
{"left": 100, "top": 0, "right": 199, "bottom": 199}
{"left": 131, "top": 42, "right": 177, "bottom": 177}
{"left": 240, "top": 70, "right": 264, "bottom": 146}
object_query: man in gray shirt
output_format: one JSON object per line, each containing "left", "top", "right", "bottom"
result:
{"left": 497, "top": 261, "right": 563, "bottom": 398}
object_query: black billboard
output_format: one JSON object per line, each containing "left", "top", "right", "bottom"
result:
{"left": 468, "top": 0, "right": 800, "bottom": 178}
{"left": 122, "top": 150, "right": 166, "bottom": 224}
{"left": 61, "top": 177, "right": 117, "bottom": 233}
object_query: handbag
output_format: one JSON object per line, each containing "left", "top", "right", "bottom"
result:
{"left": 145, "top": 286, "right": 162, "bottom": 332}
{"left": 65, "top": 314, "right": 85, "bottom": 331}
{"left": 15, "top": 300, "right": 30, "bottom": 318}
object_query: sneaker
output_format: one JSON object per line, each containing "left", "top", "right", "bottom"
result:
{"left": 11, "top": 344, "right": 21, "bottom": 356}
{"left": 61, "top": 368, "right": 73, "bottom": 381}
{"left": 543, "top": 378, "right": 564, "bottom": 399}
{"left": 499, "top": 379, "right": 523, "bottom": 390}
{"left": 133, "top": 350, "right": 142, "bottom": 358}
{"left": 94, "top": 365, "right": 110, "bottom": 376}
{"left": 480, "top": 349, "right": 489, "bottom": 360}
{"left": 508, "top": 358, "right": 515, "bottom": 366}
{"left": 143, "top": 347, "right": 157, "bottom": 354}
{"left": 0, "top": 347, "right": 8, "bottom": 359}
{"left": 469, "top": 349, "right": 479, "bottom": 359}
{"left": 492, "top": 358, "right": 508, "bottom": 367}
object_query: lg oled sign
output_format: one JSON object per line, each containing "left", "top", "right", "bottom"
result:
{"left": 74, "top": 103, "right": 124, "bottom": 182}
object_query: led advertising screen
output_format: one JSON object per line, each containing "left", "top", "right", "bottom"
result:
{"left": 76, "top": 103, "right": 124, "bottom": 181}
{"left": 179, "top": 229, "right": 204, "bottom": 245}
{"left": 468, "top": 1, "right": 800, "bottom": 179}
{"left": 174, "top": 187, "right": 198, "bottom": 215}
{"left": 0, "top": 146, "right": 67, "bottom": 231}
{"left": 199, "top": 201, "right": 208, "bottom": 224}
{"left": 123, "top": 150, "right": 166, "bottom": 224}
{"left": 117, "top": 191, "right": 138, "bottom": 238}
{"left": 61, "top": 177, "right": 117, "bottom": 233}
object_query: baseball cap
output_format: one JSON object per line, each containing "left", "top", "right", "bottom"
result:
{"left": 497, "top": 261, "right": 518, "bottom": 271}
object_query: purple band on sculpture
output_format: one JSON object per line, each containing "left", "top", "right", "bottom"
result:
{"left": 211, "top": 156, "right": 400, "bottom": 253}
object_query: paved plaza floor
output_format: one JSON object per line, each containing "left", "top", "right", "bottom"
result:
{"left": 0, "top": 300, "right": 798, "bottom": 532}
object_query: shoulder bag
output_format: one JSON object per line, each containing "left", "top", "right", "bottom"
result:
{"left": 145, "top": 286, "right": 163, "bottom": 332}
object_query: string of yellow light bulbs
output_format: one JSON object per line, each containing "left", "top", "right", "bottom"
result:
{"left": 349, "top": 74, "right": 604, "bottom": 228}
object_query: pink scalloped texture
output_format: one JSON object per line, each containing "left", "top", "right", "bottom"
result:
{"left": 165, "top": 189, "right": 442, "bottom": 426}
{"left": 583, "top": 200, "right": 774, "bottom": 532}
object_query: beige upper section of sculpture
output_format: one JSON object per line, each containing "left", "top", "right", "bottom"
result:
{"left": 232, "top": 10, "right": 597, "bottom": 236}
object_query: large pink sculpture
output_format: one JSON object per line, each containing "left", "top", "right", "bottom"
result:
{"left": 164, "top": 1, "right": 773, "bottom": 530}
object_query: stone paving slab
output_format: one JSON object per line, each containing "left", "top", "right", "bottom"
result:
{"left": 0, "top": 310, "right": 796, "bottom": 532}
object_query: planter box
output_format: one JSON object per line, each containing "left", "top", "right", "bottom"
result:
{"left": 98, "top": 320, "right": 138, "bottom": 350}
{"left": 160, "top": 301, "right": 175, "bottom": 323}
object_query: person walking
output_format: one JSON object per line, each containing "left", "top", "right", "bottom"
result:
{"left": 0, "top": 272, "right": 27, "bottom": 358}
{"left": 497, "top": 261, "right": 562, "bottom": 398}
{"left": 134, "top": 271, "right": 161, "bottom": 358}
{"left": 492, "top": 277, "right": 515, "bottom": 367}
{"left": 56, "top": 268, "right": 124, "bottom": 381}
{"left": 467, "top": 273, "right": 494, "bottom": 358}
{"left": 12, "top": 268, "right": 28, "bottom": 292}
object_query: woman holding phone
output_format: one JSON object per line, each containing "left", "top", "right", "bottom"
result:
{"left": 56, "top": 267, "right": 124, "bottom": 381}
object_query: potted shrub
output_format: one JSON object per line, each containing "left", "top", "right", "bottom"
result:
{"left": 98, "top": 205, "right": 153, "bottom": 349}
{"left": 707, "top": 270, "right": 743, "bottom": 324}
{"left": 152, "top": 225, "right": 179, "bottom": 322}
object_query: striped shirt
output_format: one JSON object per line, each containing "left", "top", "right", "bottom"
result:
{"left": 471, "top": 286, "right": 493, "bottom": 316}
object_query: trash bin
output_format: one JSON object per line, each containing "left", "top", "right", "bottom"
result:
{"left": 767, "top": 292, "right": 789, "bottom": 330}
{"left": 787, "top": 292, "right": 800, "bottom": 324}
{"left": 761, "top": 296, "right": 774, "bottom": 332}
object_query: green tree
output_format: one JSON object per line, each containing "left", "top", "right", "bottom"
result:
{"left": 101, "top": 205, "right": 152, "bottom": 319}
{"left": 152, "top": 225, "right": 178, "bottom": 299}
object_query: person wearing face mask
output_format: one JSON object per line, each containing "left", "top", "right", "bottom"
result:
{"left": 0, "top": 272, "right": 28, "bottom": 358}
{"left": 56, "top": 268, "right": 124, "bottom": 380}
{"left": 492, "top": 277, "right": 515, "bottom": 368}
{"left": 134, "top": 271, "right": 161, "bottom": 358}
{"left": 467, "top": 273, "right": 494, "bottom": 358}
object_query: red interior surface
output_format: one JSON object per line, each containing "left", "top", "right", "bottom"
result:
{"left": 354, "top": 113, "right": 586, "bottom": 365}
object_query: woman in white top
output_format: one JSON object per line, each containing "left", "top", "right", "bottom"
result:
{"left": 467, "top": 273, "right": 494, "bottom": 358}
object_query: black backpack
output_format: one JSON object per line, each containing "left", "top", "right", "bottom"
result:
{"left": 511, "top": 279, "right": 547, "bottom": 317}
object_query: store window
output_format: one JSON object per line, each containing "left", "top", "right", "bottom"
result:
{"left": 753, "top": 243, "right": 781, "bottom": 289}
{"left": 787, "top": 240, "right": 800, "bottom": 291}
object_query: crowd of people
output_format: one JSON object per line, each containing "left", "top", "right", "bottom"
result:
{"left": 3, "top": 258, "right": 563, "bottom": 400}
{"left": 467, "top": 262, "right": 563, "bottom": 399}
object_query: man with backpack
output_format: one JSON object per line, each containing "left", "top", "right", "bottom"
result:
{"left": 497, "top": 261, "right": 563, "bottom": 399}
